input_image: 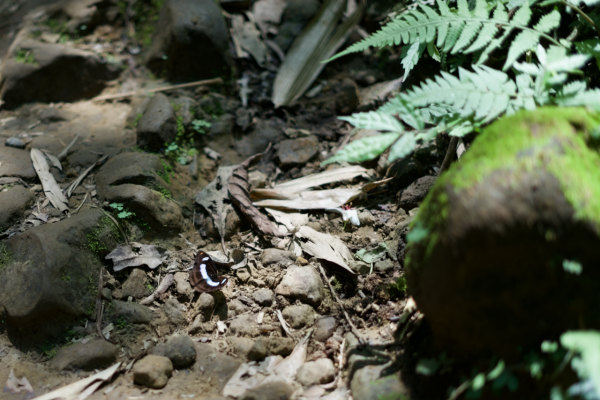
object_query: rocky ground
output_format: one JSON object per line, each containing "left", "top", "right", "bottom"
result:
{"left": 0, "top": 1, "right": 444, "bottom": 400}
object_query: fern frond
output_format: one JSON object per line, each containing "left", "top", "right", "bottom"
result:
{"left": 338, "top": 111, "right": 404, "bottom": 133}
{"left": 326, "top": 0, "right": 562, "bottom": 70}
{"left": 555, "top": 88, "right": 600, "bottom": 109}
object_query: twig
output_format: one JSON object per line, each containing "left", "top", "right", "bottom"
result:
{"left": 91, "top": 206, "right": 129, "bottom": 245}
{"left": 276, "top": 309, "right": 297, "bottom": 341}
{"left": 561, "top": 0, "right": 600, "bottom": 37}
{"left": 318, "top": 264, "right": 364, "bottom": 342}
{"left": 64, "top": 155, "right": 108, "bottom": 197}
{"left": 91, "top": 78, "right": 223, "bottom": 102}
{"left": 140, "top": 273, "right": 174, "bottom": 305}
{"left": 96, "top": 267, "right": 114, "bottom": 343}
{"left": 57, "top": 134, "right": 79, "bottom": 160}
{"left": 321, "top": 338, "right": 346, "bottom": 390}
{"left": 74, "top": 192, "right": 89, "bottom": 214}
{"left": 439, "top": 136, "right": 459, "bottom": 174}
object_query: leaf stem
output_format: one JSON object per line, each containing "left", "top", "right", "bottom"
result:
{"left": 561, "top": 0, "right": 600, "bottom": 37}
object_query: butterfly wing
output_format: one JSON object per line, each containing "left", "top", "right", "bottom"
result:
{"left": 190, "top": 251, "right": 228, "bottom": 293}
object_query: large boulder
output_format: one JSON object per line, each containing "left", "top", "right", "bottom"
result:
{"left": 0, "top": 39, "right": 120, "bottom": 109}
{"left": 405, "top": 108, "right": 600, "bottom": 357}
{"left": 0, "top": 186, "right": 35, "bottom": 231}
{"left": 0, "top": 210, "right": 120, "bottom": 341}
{"left": 145, "top": 0, "right": 231, "bottom": 82}
{"left": 0, "top": 147, "right": 36, "bottom": 180}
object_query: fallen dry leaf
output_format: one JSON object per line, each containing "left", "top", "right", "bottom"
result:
{"left": 265, "top": 208, "right": 309, "bottom": 232}
{"left": 105, "top": 242, "right": 167, "bottom": 272}
{"left": 4, "top": 369, "right": 34, "bottom": 400}
{"left": 34, "top": 363, "right": 120, "bottom": 400}
{"left": 231, "top": 14, "right": 269, "bottom": 67}
{"left": 296, "top": 226, "right": 355, "bottom": 274}
{"left": 196, "top": 165, "right": 237, "bottom": 244}
{"left": 229, "top": 147, "right": 285, "bottom": 237}
{"left": 31, "top": 148, "right": 69, "bottom": 212}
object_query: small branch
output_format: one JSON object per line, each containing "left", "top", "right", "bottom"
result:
{"left": 92, "top": 78, "right": 223, "bottom": 102}
{"left": 561, "top": 0, "right": 600, "bottom": 38}
{"left": 318, "top": 264, "right": 364, "bottom": 342}
{"left": 439, "top": 136, "right": 459, "bottom": 174}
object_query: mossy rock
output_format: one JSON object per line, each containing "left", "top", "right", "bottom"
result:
{"left": 405, "top": 107, "right": 600, "bottom": 357}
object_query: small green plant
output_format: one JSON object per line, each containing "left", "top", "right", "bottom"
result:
{"left": 132, "top": 113, "right": 143, "bottom": 128}
{"left": 176, "top": 115, "right": 185, "bottom": 138}
{"left": 88, "top": 276, "right": 97, "bottom": 297}
{"left": 389, "top": 276, "right": 407, "bottom": 299}
{"left": 146, "top": 284, "right": 154, "bottom": 291}
{"left": 331, "top": 276, "right": 343, "bottom": 291}
{"left": 109, "top": 203, "right": 135, "bottom": 219}
{"left": 40, "top": 341, "right": 58, "bottom": 359}
{"left": 192, "top": 119, "right": 212, "bottom": 134}
{"left": 14, "top": 49, "right": 36, "bottom": 65}
{"left": 60, "top": 273, "right": 71, "bottom": 282}
{"left": 115, "top": 316, "right": 129, "bottom": 330}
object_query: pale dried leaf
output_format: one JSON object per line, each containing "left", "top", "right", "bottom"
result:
{"left": 231, "top": 15, "right": 269, "bottom": 67}
{"left": 253, "top": 0, "right": 286, "bottom": 24}
{"left": 296, "top": 226, "right": 354, "bottom": 274}
{"left": 196, "top": 165, "right": 237, "bottom": 242}
{"left": 64, "top": 155, "right": 108, "bottom": 197}
{"left": 33, "top": 363, "right": 120, "bottom": 400}
{"left": 272, "top": 0, "right": 363, "bottom": 107}
{"left": 105, "top": 242, "right": 167, "bottom": 272}
{"left": 359, "top": 78, "right": 403, "bottom": 107}
{"left": 31, "top": 148, "right": 69, "bottom": 212}
{"left": 4, "top": 369, "right": 34, "bottom": 399}
{"left": 42, "top": 150, "right": 62, "bottom": 171}
{"left": 266, "top": 208, "right": 309, "bottom": 231}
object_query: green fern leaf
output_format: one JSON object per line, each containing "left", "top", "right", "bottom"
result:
{"left": 378, "top": 97, "right": 425, "bottom": 130}
{"left": 555, "top": 88, "right": 600, "bottom": 109}
{"left": 321, "top": 133, "right": 401, "bottom": 165}
{"left": 339, "top": 111, "right": 404, "bottom": 133}
{"left": 388, "top": 133, "right": 417, "bottom": 163}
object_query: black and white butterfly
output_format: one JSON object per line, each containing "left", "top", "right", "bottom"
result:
{"left": 189, "top": 251, "right": 228, "bottom": 293}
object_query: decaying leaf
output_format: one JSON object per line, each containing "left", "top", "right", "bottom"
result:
{"left": 140, "top": 273, "right": 173, "bottom": 305}
{"left": 64, "top": 155, "right": 108, "bottom": 197}
{"left": 355, "top": 242, "right": 388, "bottom": 264}
{"left": 252, "top": 178, "right": 391, "bottom": 210}
{"left": 265, "top": 208, "right": 309, "bottom": 232}
{"left": 296, "top": 226, "right": 355, "bottom": 274}
{"left": 272, "top": 0, "right": 364, "bottom": 107}
{"left": 253, "top": 0, "right": 286, "bottom": 25}
{"left": 229, "top": 147, "right": 285, "bottom": 237}
{"left": 42, "top": 150, "right": 62, "bottom": 171}
{"left": 325, "top": 207, "right": 360, "bottom": 226}
{"left": 196, "top": 165, "right": 237, "bottom": 243}
{"left": 231, "top": 14, "right": 269, "bottom": 67}
{"left": 105, "top": 242, "right": 167, "bottom": 272}
{"left": 31, "top": 148, "right": 69, "bottom": 212}
{"left": 4, "top": 369, "right": 34, "bottom": 400}
{"left": 34, "top": 363, "right": 120, "bottom": 400}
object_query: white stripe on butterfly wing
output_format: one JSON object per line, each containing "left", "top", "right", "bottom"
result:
{"left": 202, "top": 257, "right": 209, "bottom": 261}
{"left": 199, "top": 263, "right": 220, "bottom": 287}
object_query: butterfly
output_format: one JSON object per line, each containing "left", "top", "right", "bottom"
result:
{"left": 189, "top": 251, "right": 228, "bottom": 293}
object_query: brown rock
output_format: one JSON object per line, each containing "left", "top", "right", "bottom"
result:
{"left": 133, "top": 355, "right": 173, "bottom": 389}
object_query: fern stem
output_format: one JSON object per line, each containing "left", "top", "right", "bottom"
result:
{"left": 560, "top": 0, "right": 600, "bottom": 37}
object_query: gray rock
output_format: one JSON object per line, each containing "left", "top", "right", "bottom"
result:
{"left": 228, "top": 299, "right": 248, "bottom": 317}
{"left": 95, "top": 152, "right": 170, "bottom": 200}
{"left": 236, "top": 267, "right": 251, "bottom": 283}
{"left": 261, "top": 249, "right": 296, "bottom": 266}
{"left": 296, "top": 358, "right": 335, "bottom": 386}
{"left": 133, "top": 355, "right": 173, "bottom": 389}
{"left": 228, "top": 337, "right": 255, "bottom": 360}
{"left": 194, "top": 343, "right": 241, "bottom": 393}
{"left": 229, "top": 313, "right": 259, "bottom": 337}
{"left": 249, "top": 278, "right": 266, "bottom": 288}
{"left": 105, "top": 184, "right": 183, "bottom": 232}
{"left": 398, "top": 175, "right": 437, "bottom": 210}
{"left": 172, "top": 96, "right": 197, "bottom": 127}
{"left": 51, "top": 340, "right": 117, "bottom": 371}
{"left": 174, "top": 272, "right": 193, "bottom": 298}
{"left": 151, "top": 334, "right": 196, "bottom": 369}
{"left": 274, "top": 0, "right": 320, "bottom": 52}
{"left": 0, "top": 186, "right": 35, "bottom": 230}
{"left": 240, "top": 381, "right": 295, "bottom": 400}
{"left": 188, "top": 314, "right": 204, "bottom": 335}
{"left": 252, "top": 288, "right": 273, "bottom": 307}
{"left": 210, "top": 113, "right": 235, "bottom": 136}
{"left": 350, "top": 365, "right": 408, "bottom": 400}
{"left": 145, "top": 0, "right": 231, "bottom": 82}
{"left": 121, "top": 269, "right": 150, "bottom": 299}
{"left": 113, "top": 300, "right": 152, "bottom": 324}
{"left": 314, "top": 316, "right": 336, "bottom": 342}
{"left": 195, "top": 292, "right": 216, "bottom": 316}
{"left": 30, "top": 136, "right": 63, "bottom": 154}
{"left": 248, "top": 337, "right": 294, "bottom": 361}
{"left": 0, "top": 147, "right": 36, "bottom": 180}
{"left": 5, "top": 137, "right": 25, "bottom": 149}
{"left": 136, "top": 93, "right": 177, "bottom": 152}
{"left": 275, "top": 266, "right": 324, "bottom": 307}
{"left": 235, "top": 119, "right": 285, "bottom": 158}
{"left": 66, "top": 150, "right": 99, "bottom": 168}
{"left": 384, "top": 157, "right": 426, "bottom": 188}
{"left": 374, "top": 259, "right": 394, "bottom": 272}
{"left": 276, "top": 136, "right": 319, "bottom": 168}
{"left": 0, "top": 39, "right": 120, "bottom": 109}
{"left": 281, "top": 304, "right": 314, "bottom": 329}
{"left": 0, "top": 210, "right": 120, "bottom": 337}
{"left": 163, "top": 297, "right": 186, "bottom": 326}
{"left": 38, "top": 107, "right": 74, "bottom": 122}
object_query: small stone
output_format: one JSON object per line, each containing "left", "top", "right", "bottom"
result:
{"left": 296, "top": 358, "right": 335, "bottom": 387}
{"left": 236, "top": 267, "right": 251, "bottom": 283}
{"left": 350, "top": 365, "right": 408, "bottom": 400}
{"left": 240, "top": 381, "right": 295, "bottom": 400}
{"left": 313, "top": 316, "right": 336, "bottom": 342}
{"left": 249, "top": 278, "right": 266, "bottom": 288}
{"left": 0, "top": 186, "right": 35, "bottom": 230}
{"left": 252, "top": 288, "right": 274, "bottom": 307}
{"left": 174, "top": 272, "right": 193, "bottom": 297}
{"left": 358, "top": 211, "right": 375, "bottom": 226}
{"left": 121, "top": 269, "right": 149, "bottom": 299}
{"left": 112, "top": 300, "right": 152, "bottom": 324}
{"left": 349, "top": 260, "right": 370, "bottom": 275}
{"left": 248, "top": 337, "right": 295, "bottom": 361}
{"left": 247, "top": 339, "right": 268, "bottom": 361}
{"left": 296, "top": 256, "right": 308, "bottom": 265}
{"left": 261, "top": 248, "right": 296, "bottom": 266}
{"left": 101, "top": 288, "right": 112, "bottom": 301}
{"left": 136, "top": 93, "right": 176, "bottom": 152}
{"left": 151, "top": 334, "right": 196, "bottom": 369}
{"left": 275, "top": 266, "right": 324, "bottom": 307}
{"left": 163, "top": 298, "right": 186, "bottom": 326}
{"left": 282, "top": 304, "right": 315, "bottom": 329}
{"left": 374, "top": 259, "right": 394, "bottom": 272}
{"left": 398, "top": 175, "right": 437, "bottom": 211}
{"left": 306, "top": 222, "right": 321, "bottom": 232}
{"left": 5, "top": 137, "right": 25, "bottom": 149}
{"left": 228, "top": 299, "right": 248, "bottom": 316}
{"left": 276, "top": 136, "right": 319, "bottom": 168}
{"left": 195, "top": 292, "right": 216, "bottom": 315}
{"left": 228, "top": 337, "right": 255, "bottom": 360}
{"left": 189, "top": 314, "right": 204, "bottom": 335}
{"left": 230, "top": 314, "right": 259, "bottom": 337}
{"left": 133, "top": 355, "right": 173, "bottom": 389}
{"left": 51, "top": 340, "right": 117, "bottom": 371}
{"left": 248, "top": 170, "right": 268, "bottom": 190}
{"left": 203, "top": 321, "right": 216, "bottom": 332}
